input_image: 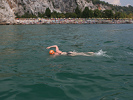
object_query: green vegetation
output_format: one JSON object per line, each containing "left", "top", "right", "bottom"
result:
{"left": 16, "top": 12, "right": 37, "bottom": 18}
{"left": 15, "top": 6, "right": 133, "bottom": 19}
{"left": 75, "top": 6, "right": 81, "bottom": 18}
{"left": 102, "top": 10, "right": 113, "bottom": 18}
{"left": 45, "top": 8, "right": 51, "bottom": 18}
{"left": 81, "top": 7, "right": 93, "bottom": 18}
{"left": 92, "top": 0, "right": 110, "bottom": 5}
{"left": 92, "top": 0, "right": 133, "bottom": 15}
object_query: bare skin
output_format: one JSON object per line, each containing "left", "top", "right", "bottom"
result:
{"left": 46, "top": 45, "right": 94, "bottom": 56}
{"left": 46, "top": 45, "right": 64, "bottom": 55}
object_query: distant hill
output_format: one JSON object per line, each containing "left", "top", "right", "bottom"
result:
{"left": 91, "top": 0, "right": 133, "bottom": 14}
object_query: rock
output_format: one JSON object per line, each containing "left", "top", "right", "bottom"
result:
{"left": 0, "top": 0, "right": 112, "bottom": 24}
{"left": 0, "top": 0, "right": 16, "bottom": 24}
{"left": 6, "top": 0, "right": 112, "bottom": 16}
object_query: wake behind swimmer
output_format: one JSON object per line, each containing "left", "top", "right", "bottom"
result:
{"left": 94, "top": 50, "right": 111, "bottom": 58}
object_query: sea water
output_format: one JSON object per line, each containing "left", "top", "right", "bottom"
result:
{"left": 0, "top": 24, "right": 133, "bottom": 100}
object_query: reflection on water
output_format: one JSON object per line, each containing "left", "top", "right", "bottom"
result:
{"left": 0, "top": 26, "right": 23, "bottom": 45}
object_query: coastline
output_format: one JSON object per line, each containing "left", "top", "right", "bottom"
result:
{"left": 0, "top": 18, "right": 133, "bottom": 25}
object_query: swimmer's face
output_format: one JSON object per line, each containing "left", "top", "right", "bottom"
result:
{"left": 49, "top": 50, "right": 55, "bottom": 55}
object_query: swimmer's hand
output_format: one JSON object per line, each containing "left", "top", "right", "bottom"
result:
{"left": 46, "top": 47, "right": 50, "bottom": 49}
{"left": 46, "top": 45, "right": 62, "bottom": 54}
{"left": 46, "top": 45, "right": 58, "bottom": 50}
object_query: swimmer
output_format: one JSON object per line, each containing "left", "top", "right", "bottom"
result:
{"left": 46, "top": 45, "right": 94, "bottom": 56}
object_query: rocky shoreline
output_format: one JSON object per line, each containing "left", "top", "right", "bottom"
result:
{"left": 0, "top": 18, "right": 133, "bottom": 25}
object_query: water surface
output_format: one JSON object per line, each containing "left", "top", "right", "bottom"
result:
{"left": 0, "top": 24, "right": 133, "bottom": 100}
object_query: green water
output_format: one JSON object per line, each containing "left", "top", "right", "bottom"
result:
{"left": 0, "top": 24, "right": 133, "bottom": 100}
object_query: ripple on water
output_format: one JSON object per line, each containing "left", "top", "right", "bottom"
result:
{"left": 0, "top": 24, "right": 133, "bottom": 100}
{"left": 15, "top": 84, "right": 73, "bottom": 100}
{"left": 104, "top": 41, "right": 114, "bottom": 43}
{"left": 126, "top": 47, "right": 133, "bottom": 51}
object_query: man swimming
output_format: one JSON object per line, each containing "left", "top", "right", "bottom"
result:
{"left": 46, "top": 45, "right": 94, "bottom": 56}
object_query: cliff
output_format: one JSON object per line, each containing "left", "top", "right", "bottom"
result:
{"left": 0, "top": 0, "right": 16, "bottom": 24}
{"left": 0, "top": 0, "right": 112, "bottom": 24}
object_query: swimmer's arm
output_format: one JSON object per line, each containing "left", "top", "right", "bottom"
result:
{"left": 46, "top": 45, "right": 60, "bottom": 51}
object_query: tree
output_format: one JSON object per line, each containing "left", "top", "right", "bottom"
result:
{"left": 94, "top": 9, "right": 102, "bottom": 18}
{"left": 65, "top": 13, "right": 77, "bottom": 18}
{"left": 114, "top": 12, "right": 122, "bottom": 19}
{"left": 75, "top": 6, "right": 81, "bottom": 18}
{"left": 45, "top": 8, "right": 51, "bottom": 18}
{"left": 51, "top": 11, "right": 58, "bottom": 18}
{"left": 38, "top": 12, "right": 45, "bottom": 18}
{"left": 127, "top": 13, "right": 133, "bottom": 18}
{"left": 121, "top": 12, "right": 127, "bottom": 18}
{"left": 82, "top": 7, "right": 89, "bottom": 18}
{"left": 82, "top": 7, "right": 93, "bottom": 18}
{"left": 20, "top": 12, "right": 37, "bottom": 18}
{"left": 89, "top": 9, "right": 94, "bottom": 18}
{"left": 57, "top": 13, "right": 65, "bottom": 18}
{"left": 102, "top": 10, "right": 114, "bottom": 18}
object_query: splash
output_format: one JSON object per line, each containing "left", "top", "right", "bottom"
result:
{"left": 67, "top": 50, "right": 111, "bottom": 57}
{"left": 94, "top": 50, "right": 110, "bottom": 58}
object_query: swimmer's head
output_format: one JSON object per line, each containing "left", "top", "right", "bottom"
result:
{"left": 49, "top": 50, "right": 55, "bottom": 55}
